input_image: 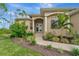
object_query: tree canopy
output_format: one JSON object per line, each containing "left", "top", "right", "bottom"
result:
{"left": 0, "top": 3, "right": 7, "bottom": 12}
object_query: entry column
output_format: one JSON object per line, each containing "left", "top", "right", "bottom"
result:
{"left": 32, "top": 19, "right": 34, "bottom": 33}
{"left": 44, "top": 16, "right": 47, "bottom": 33}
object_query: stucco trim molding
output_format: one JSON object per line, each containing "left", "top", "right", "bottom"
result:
{"left": 32, "top": 17, "right": 43, "bottom": 20}
{"left": 45, "top": 12, "right": 65, "bottom": 17}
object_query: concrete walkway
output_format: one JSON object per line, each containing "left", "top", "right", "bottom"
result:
{"left": 35, "top": 33, "right": 79, "bottom": 51}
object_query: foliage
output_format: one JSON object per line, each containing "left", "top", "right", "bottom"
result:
{"left": 46, "top": 45, "right": 53, "bottom": 49}
{"left": 0, "top": 3, "right": 7, "bottom": 12}
{"left": 26, "top": 36, "right": 33, "bottom": 41}
{"left": 71, "top": 31, "right": 79, "bottom": 45}
{"left": 0, "top": 4, "right": 10, "bottom": 28}
{"left": 72, "top": 38, "right": 79, "bottom": 45}
{"left": 52, "top": 36, "right": 60, "bottom": 42}
{"left": 43, "top": 33, "right": 60, "bottom": 42}
{"left": 31, "top": 39, "right": 36, "bottom": 45}
{"left": 26, "top": 32, "right": 33, "bottom": 36}
{"left": 0, "top": 3, "right": 9, "bottom": 24}
{"left": 71, "top": 48, "right": 79, "bottom": 56}
{"left": 43, "top": 33, "right": 55, "bottom": 41}
{"left": 73, "top": 31, "right": 79, "bottom": 39}
{"left": 51, "top": 14, "right": 71, "bottom": 29}
{"left": 23, "top": 32, "right": 33, "bottom": 40}
{"left": 61, "top": 39, "right": 69, "bottom": 43}
{"left": 54, "top": 14, "right": 73, "bottom": 40}
{"left": 55, "top": 14, "right": 73, "bottom": 33}
{"left": 1, "top": 17, "right": 10, "bottom": 23}
{"left": 26, "top": 34, "right": 36, "bottom": 45}
{"left": 57, "top": 14, "right": 72, "bottom": 28}
{"left": 16, "top": 9, "right": 27, "bottom": 17}
{"left": 10, "top": 22, "right": 27, "bottom": 38}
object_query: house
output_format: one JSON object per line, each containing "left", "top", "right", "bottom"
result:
{"left": 15, "top": 8, "right": 79, "bottom": 35}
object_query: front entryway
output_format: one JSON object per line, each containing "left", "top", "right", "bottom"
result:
{"left": 36, "top": 23, "right": 43, "bottom": 32}
{"left": 34, "top": 18, "right": 43, "bottom": 33}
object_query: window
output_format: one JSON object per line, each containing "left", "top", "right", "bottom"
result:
{"left": 51, "top": 16, "right": 58, "bottom": 29}
{"left": 51, "top": 20, "right": 58, "bottom": 28}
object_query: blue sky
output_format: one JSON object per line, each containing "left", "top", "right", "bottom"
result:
{"left": 6, "top": 3, "right": 79, "bottom": 14}
{"left": 0, "top": 3, "right": 79, "bottom": 28}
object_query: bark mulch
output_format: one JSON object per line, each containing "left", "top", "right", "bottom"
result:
{"left": 12, "top": 38, "right": 71, "bottom": 56}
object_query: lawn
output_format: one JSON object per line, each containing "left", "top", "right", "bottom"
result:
{"left": 0, "top": 34, "right": 42, "bottom": 56}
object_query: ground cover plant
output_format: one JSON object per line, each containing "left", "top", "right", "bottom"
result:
{"left": 71, "top": 48, "right": 79, "bottom": 56}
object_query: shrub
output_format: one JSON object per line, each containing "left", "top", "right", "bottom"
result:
{"left": 46, "top": 45, "right": 52, "bottom": 49}
{"left": 10, "top": 23, "right": 27, "bottom": 38}
{"left": 26, "top": 36, "right": 32, "bottom": 41}
{"left": 74, "top": 32, "right": 79, "bottom": 38}
{"left": 29, "top": 35, "right": 36, "bottom": 45}
{"left": 31, "top": 39, "right": 36, "bottom": 45}
{"left": 52, "top": 37, "right": 60, "bottom": 42}
{"left": 26, "top": 32, "right": 33, "bottom": 36}
{"left": 71, "top": 48, "right": 79, "bottom": 56}
{"left": 26, "top": 35, "right": 34, "bottom": 42}
{"left": 72, "top": 38, "right": 79, "bottom": 45}
{"left": 43, "top": 33, "right": 55, "bottom": 41}
{"left": 61, "top": 39, "right": 69, "bottom": 43}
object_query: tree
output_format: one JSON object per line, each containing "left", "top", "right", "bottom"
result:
{"left": 0, "top": 3, "right": 7, "bottom": 16}
{"left": 0, "top": 3, "right": 7, "bottom": 12}
{"left": 16, "top": 9, "right": 28, "bottom": 25}
{"left": 0, "top": 3, "right": 12, "bottom": 29}
{"left": 0, "top": 3, "right": 9, "bottom": 24}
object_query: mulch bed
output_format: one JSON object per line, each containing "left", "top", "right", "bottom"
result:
{"left": 12, "top": 38, "right": 71, "bottom": 56}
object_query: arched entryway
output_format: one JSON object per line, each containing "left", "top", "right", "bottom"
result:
{"left": 34, "top": 18, "right": 44, "bottom": 33}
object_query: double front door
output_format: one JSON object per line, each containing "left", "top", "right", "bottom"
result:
{"left": 36, "top": 23, "right": 43, "bottom": 32}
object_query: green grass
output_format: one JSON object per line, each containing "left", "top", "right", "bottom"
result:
{"left": 0, "top": 34, "right": 42, "bottom": 56}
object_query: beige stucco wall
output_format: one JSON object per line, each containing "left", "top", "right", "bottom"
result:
{"left": 25, "top": 20, "right": 32, "bottom": 32}
{"left": 71, "top": 13, "right": 79, "bottom": 33}
{"left": 15, "top": 19, "right": 32, "bottom": 32}
{"left": 15, "top": 20, "right": 24, "bottom": 24}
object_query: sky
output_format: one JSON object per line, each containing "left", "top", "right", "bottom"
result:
{"left": 0, "top": 3, "right": 79, "bottom": 28}
{"left": 6, "top": 3, "right": 79, "bottom": 14}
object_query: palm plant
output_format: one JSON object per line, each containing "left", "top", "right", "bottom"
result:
{"left": 54, "top": 14, "right": 73, "bottom": 41}
{"left": 16, "top": 9, "right": 27, "bottom": 17}
{"left": 16, "top": 9, "right": 28, "bottom": 25}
